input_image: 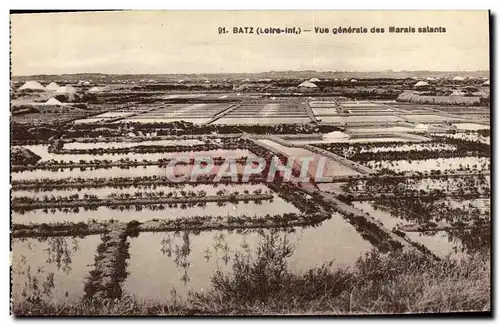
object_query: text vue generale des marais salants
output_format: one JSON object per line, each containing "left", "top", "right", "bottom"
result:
{"left": 219, "top": 25, "right": 447, "bottom": 35}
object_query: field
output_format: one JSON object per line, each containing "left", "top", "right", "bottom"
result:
{"left": 123, "top": 103, "right": 232, "bottom": 124}
{"left": 211, "top": 117, "right": 311, "bottom": 125}
{"left": 227, "top": 103, "right": 309, "bottom": 117}
{"left": 10, "top": 75, "right": 490, "bottom": 316}
{"left": 308, "top": 100, "right": 409, "bottom": 125}
{"left": 403, "top": 114, "right": 464, "bottom": 123}
{"left": 210, "top": 100, "right": 312, "bottom": 125}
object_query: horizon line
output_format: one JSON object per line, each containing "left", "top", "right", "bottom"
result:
{"left": 12, "top": 69, "right": 490, "bottom": 78}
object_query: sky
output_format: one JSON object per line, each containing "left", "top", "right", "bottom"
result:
{"left": 11, "top": 10, "right": 490, "bottom": 75}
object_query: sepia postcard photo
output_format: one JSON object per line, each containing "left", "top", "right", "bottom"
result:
{"left": 9, "top": 10, "right": 491, "bottom": 316}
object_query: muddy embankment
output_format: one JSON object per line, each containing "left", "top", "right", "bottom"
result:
{"left": 11, "top": 176, "right": 267, "bottom": 190}
{"left": 11, "top": 193, "right": 274, "bottom": 211}
{"left": 11, "top": 212, "right": 329, "bottom": 238}
{"left": 11, "top": 156, "right": 250, "bottom": 172}
{"left": 83, "top": 223, "right": 129, "bottom": 300}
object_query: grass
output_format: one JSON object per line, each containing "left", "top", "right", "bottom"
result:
{"left": 12, "top": 232, "right": 490, "bottom": 316}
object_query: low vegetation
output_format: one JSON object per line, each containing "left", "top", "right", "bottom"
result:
{"left": 11, "top": 156, "right": 251, "bottom": 172}
{"left": 12, "top": 175, "right": 267, "bottom": 191}
{"left": 11, "top": 192, "right": 274, "bottom": 212}
{"left": 11, "top": 147, "right": 42, "bottom": 165}
{"left": 316, "top": 137, "right": 490, "bottom": 163}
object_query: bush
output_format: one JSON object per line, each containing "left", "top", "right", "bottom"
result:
{"left": 197, "top": 231, "right": 490, "bottom": 314}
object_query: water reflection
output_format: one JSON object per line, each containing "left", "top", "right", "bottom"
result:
{"left": 353, "top": 200, "right": 490, "bottom": 256}
{"left": 11, "top": 235, "right": 100, "bottom": 304}
{"left": 445, "top": 226, "right": 490, "bottom": 254}
{"left": 17, "top": 145, "right": 253, "bottom": 163}
{"left": 12, "top": 197, "right": 296, "bottom": 225}
{"left": 124, "top": 215, "right": 372, "bottom": 302}
{"left": 12, "top": 183, "right": 269, "bottom": 200}
{"left": 212, "top": 233, "right": 232, "bottom": 266}
{"left": 380, "top": 198, "right": 490, "bottom": 255}
{"left": 158, "top": 229, "right": 276, "bottom": 285}
{"left": 160, "top": 232, "right": 192, "bottom": 285}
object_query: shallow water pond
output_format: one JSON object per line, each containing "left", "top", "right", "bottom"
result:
{"left": 11, "top": 235, "right": 101, "bottom": 305}
{"left": 63, "top": 139, "right": 204, "bottom": 150}
{"left": 12, "top": 184, "right": 270, "bottom": 200}
{"left": 352, "top": 201, "right": 479, "bottom": 258}
{"left": 452, "top": 123, "right": 489, "bottom": 131}
{"left": 365, "top": 157, "right": 490, "bottom": 173}
{"left": 291, "top": 137, "right": 412, "bottom": 145}
{"left": 12, "top": 166, "right": 171, "bottom": 181}
{"left": 404, "top": 114, "right": 462, "bottom": 123}
{"left": 120, "top": 118, "right": 211, "bottom": 124}
{"left": 257, "top": 139, "right": 360, "bottom": 177}
{"left": 12, "top": 161, "right": 254, "bottom": 181}
{"left": 212, "top": 117, "right": 311, "bottom": 125}
{"left": 12, "top": 195, "right": 298, "bottom": 225}
{"left": 123, "top": 213, "right": 373, "bottom": 301}
{"left": 16, "top": 145, "right": 253, "bottom": 163}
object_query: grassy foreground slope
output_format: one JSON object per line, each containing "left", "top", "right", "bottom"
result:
{"left": 13, "top": 232, "right": 490, "bottom": 316}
